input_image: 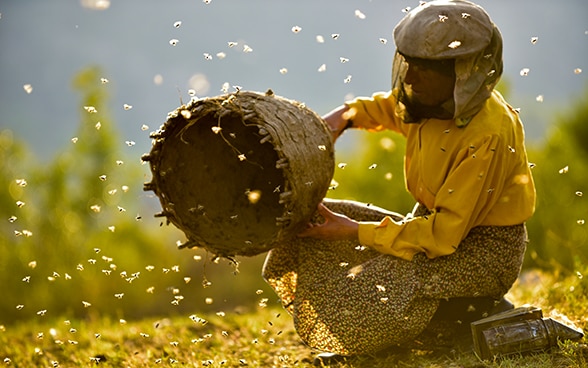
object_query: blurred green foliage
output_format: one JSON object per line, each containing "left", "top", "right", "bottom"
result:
{"left": 0, "top": 67, "right": 272, "bottom": 325}
{"left": 1, "top": 67, "right": 586, "bottom": 325}
{"left": 329, "top": 130, "right": 413, "bottom": 215}
{"left": 524, "top": 90, "right": 588, "bottom": 271}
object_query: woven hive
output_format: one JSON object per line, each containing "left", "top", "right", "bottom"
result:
{"left": 142, "top": 90, "right": 335, "bottom": 257}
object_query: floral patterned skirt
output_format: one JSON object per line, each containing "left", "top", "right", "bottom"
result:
{"left": 262, "top": 199, "right": 527, "bottom": 355}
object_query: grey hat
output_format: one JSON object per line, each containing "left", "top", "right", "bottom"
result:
{"left": 394, "top": 0, "right": 494, "bottom": 59}
{"left": 391, "top": 0, "right": 503, "bottom": 124}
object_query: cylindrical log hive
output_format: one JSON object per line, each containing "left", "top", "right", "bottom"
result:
{"left": 142, "top": 90, "right": 335, "bottom": 257}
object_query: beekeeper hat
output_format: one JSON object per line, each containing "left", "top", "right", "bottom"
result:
{"left": 392, "top": 0, "right": 503, "bottom": 124}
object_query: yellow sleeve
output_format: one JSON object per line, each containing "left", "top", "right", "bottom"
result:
{"left": 345, "top": 91, "right": 404, "bottom": 134}
{"left": 358, "top": 134, "right": 507, "bottom": 260}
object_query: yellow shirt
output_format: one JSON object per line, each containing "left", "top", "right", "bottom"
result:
{"left": 346, "top": 90, "right": 536, "bottom": 260}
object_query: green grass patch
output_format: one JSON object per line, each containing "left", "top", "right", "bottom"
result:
{"left": 1, "top": 270, "right": 586, "bottom": 368}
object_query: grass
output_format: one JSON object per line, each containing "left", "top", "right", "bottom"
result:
{"left": 1, "top": 269, "right": 586, "bottom": 368}
{"left": 0, "top": 306, "right": 307, "bottom": 367}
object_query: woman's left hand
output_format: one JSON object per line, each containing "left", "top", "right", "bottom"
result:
{"left": 298, "top": 203, "right": 359, "bottom": 241}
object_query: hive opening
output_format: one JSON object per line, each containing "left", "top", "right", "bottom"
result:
{"left": 159, "top": 110, "right": 285, "bottom": 253}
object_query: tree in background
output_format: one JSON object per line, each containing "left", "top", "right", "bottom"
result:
{"left": 329, "top": 130, "right": 413, "bottom": 214}
{"left": 525, "top": 89, "right": 588, "bottom": 271}
{"left": 1, "top": 66, "right": 145, "bottom": 321}
{"left": 0, "top": 67, "right": 268, "bottom": 324}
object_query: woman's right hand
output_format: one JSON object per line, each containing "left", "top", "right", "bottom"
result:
{"left": 322, "top": 105, "right": 353, "bottom": 141}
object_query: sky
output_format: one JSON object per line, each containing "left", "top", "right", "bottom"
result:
{"left": 0, "top": 0, "right": 587, "bottom": 160}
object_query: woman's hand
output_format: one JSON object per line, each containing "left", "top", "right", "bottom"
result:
{"left": 298, "top": 203, "right": 359, "bottom": 241}
{"left": 322, "top": 105, "right": 353, "bottom": 141}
